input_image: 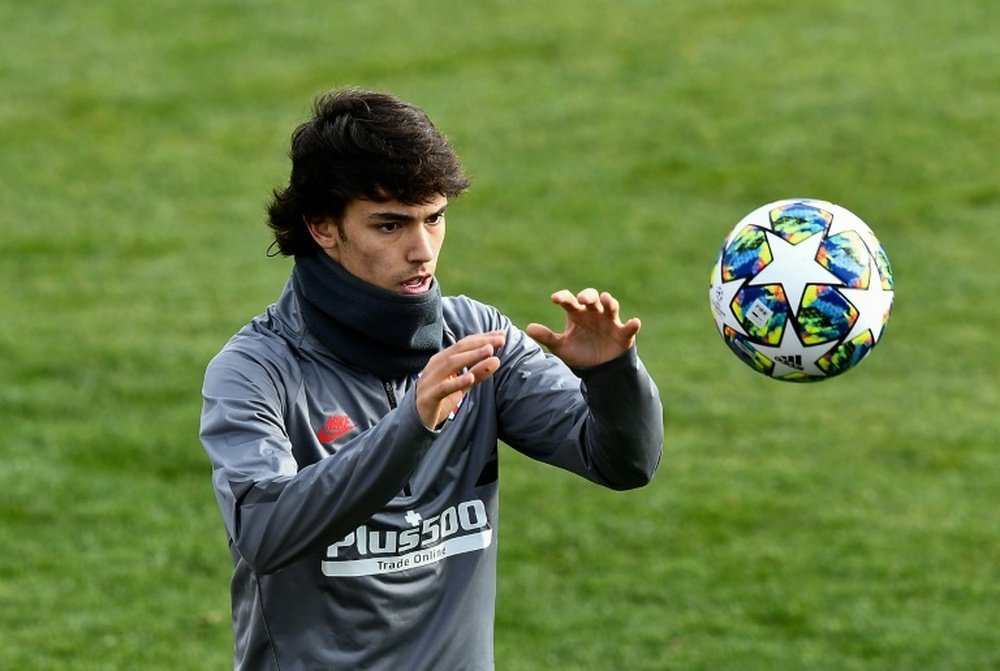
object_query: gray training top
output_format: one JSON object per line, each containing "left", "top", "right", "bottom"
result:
{"left": 200, "top": 280, "right": 664, "bottom": 670}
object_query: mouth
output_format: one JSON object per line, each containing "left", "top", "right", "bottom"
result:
{"left": 399, "top": 275, "right": 432, "bottom": 294}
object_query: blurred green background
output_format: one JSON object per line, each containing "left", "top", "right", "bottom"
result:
{"left": 2, "top": 1, "right": 997, "bottom": 669}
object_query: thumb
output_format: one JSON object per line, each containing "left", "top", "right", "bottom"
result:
{"left": 525, "top": 323, "right": 558, "bottom": 348}
{"left": 622, "top": 317, "right": 642, "bottom": 340}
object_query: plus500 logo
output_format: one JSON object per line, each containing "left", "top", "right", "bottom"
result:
{"left": 326, "top": 499, "right": 489, "bottom": 559}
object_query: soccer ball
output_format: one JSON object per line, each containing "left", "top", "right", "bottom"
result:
{"left": 708, "top": 198, "right": 894, "bottom": 382}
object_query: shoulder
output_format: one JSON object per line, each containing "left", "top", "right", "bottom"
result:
{"left": 442, "top": 295, "right": 551, "bottom": 371}
{"left": 204, "top": 327, "right": 301, "bottom": 401}
{"left": 442, "top": 295, "right": 511, "bottom": 337}
{"left": 203, "top": 285, "right": 305, "bottom": 396}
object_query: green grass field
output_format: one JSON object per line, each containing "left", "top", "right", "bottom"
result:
{"left": 2, "top": 1, "right": 997, "bottom": 668}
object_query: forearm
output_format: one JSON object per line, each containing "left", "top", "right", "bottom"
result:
{"left": 204, "top": 391, "right": 436, "bottom": 574}
{"left": 498, "top": 330, "right": 664, "bottom": 489}
{"left": 574, "top": 347, "right": 664, "bottom": 490}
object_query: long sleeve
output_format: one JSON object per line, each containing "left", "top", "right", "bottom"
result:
{"left": 199, "top": 348, "right": 436, "bottom": 574}
{"left": 494, "top": 322, "right": 664, "bottom": 490}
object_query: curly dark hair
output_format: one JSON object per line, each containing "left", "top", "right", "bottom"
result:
{"left": 266, "top": 88, "right": 471, "bottom": 256}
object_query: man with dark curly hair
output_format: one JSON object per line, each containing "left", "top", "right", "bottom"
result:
{"left": 200, "top": 87, "right": 663, "bottom": 671}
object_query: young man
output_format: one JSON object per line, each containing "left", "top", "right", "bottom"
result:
{"left": 200, "top": 88, "right": 664, "bottom": 670}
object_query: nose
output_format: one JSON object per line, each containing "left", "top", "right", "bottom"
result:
{"left": 407, "top": 227, "right": 436, "bottom": 264}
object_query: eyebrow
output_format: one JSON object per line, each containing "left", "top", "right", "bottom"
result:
{"left": 368, "top": 204, "right": 448, "bottom": 223}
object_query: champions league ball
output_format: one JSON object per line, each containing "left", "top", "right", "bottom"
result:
{"left": 709, "top": 198, "right": 894, "bottom": 382}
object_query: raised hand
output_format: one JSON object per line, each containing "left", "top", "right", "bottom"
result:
{"left": 415, "top": 330, "right": 506, "bottom": 429}
{"left": 525, "top": 288, "right": 641, "bottom": 368}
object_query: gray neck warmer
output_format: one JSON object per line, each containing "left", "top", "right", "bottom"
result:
{"left": 292, "top": 251, "right": 443, "bottom": 379}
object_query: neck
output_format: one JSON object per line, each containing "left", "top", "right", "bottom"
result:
{"left": 292, "top": 251, "right": 443, "bottom": 379}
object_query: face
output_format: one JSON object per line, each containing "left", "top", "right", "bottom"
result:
{"left": 308, "top": 194, "right": 448, "bottom": 294}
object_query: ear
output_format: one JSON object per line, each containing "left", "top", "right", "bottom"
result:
{"left": 305, "top": 216, "right": 340, "bottom": 252}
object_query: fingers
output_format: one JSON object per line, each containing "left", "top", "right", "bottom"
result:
{"left": 431, "top": 353, "right": 500, "bottom": 398}
{"left": 430, "top": 332, "right": 504, "bottom": 382}
{"left": 550, "top": 288, "right": 602, "bottom": 313}
{"left": 551, "top": 288, "right": 624, "bottom": 317}
{"left": 530, "top": 287, "right": 644, "bottom": 368}
{"left": 550, "top": 288, "right": 632, "bottom": 327}
{"left": 575, "top": 287, "right": 602, "bottom": 309}
{"left": 466, "top": 353, "right": 502, "bottom": 383}
{"left": 600, "top": 291, "right": 620, "bottom": 319}
{"left": 541, "top": 287, "right": 642, "bottom": 345}
{"left": 445, "top": 337, "right": 503, "bottom": 374}
{"left": 622, "top": 316, "right": 642, "bottom": 339}
{"left": 524, "top": 322, "right": 557, "bottom": 348}
{"left": 416, "top": 331, "right": 506, "bottom": 428}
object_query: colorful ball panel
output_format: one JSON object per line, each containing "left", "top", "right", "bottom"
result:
{"left": 769, "top": 202, "right": 833, "bottom": 243}
{"left": 731, "top": 284, "right": 789, "bottom": 345}
{"left": 722, "top": 326, "right": 774, "bottom": 376}
{"left": 797, "top": 284, "right": 858, "bottom": 345}
{"left": 721, "top": 225, "right": 771, "bottom": 281}
{"left": 817, "top": 331, "right": 876, "bottom": 377}
{"left": 874, "top": 247, "right": 894, "bottom": 290}
{"left": 818, "top": 230, "right": 870, "bottom": 288}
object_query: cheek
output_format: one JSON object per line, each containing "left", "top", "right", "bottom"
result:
{"left": 432, "top": 230, "right": 447, "bottom": 254}
{"left": 338, "top": 246, "right": 385, "bottom": 282}
{"left": 358, "top": 251, "right": 390, "bottom": 276}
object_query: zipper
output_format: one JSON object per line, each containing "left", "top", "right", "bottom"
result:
{"left": 381, "top": 379, "right": 398, "bottom": 410}
{"left": 381, "top": 379, "right": 412, "bottom": 497}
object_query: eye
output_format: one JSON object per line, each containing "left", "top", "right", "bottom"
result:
{"left": 378, "top": 222, "right": 402, "bottom": 233}
{"left": 426, "top": 213, "right": 445, "bottom": 226}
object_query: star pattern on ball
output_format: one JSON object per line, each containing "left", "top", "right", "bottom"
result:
{"left": 709, "top": 278, "right": 748, "bottom": 336}
{"left": 839, "top": 256, "right": 894, "bottom": 343}
{"left": 826, "top": 207, "right": 869, "bottom": 237}
{"left": 751, "top": 230, "right": 844, "bottom": 313}
{"left": 752, "top": 322, "right": 836, "bottom": 379}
